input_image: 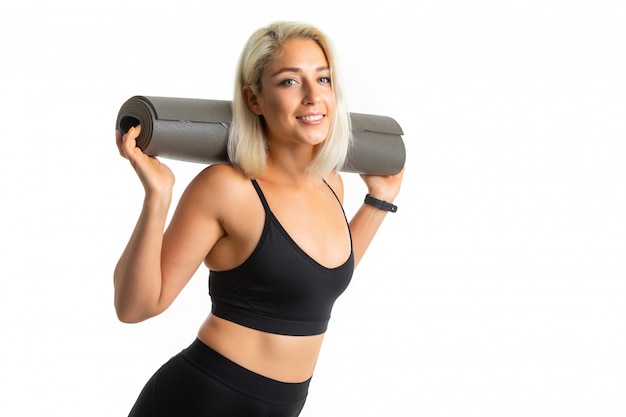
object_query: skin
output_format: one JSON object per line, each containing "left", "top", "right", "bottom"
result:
{"left": 114, "top": 38, "right": 404, "bottom": 383}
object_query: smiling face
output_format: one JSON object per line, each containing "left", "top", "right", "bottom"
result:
{"left": 245, "top": 38, "right": 336, "bottom": 150}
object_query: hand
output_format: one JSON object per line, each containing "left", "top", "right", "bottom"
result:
{"left": 115, "top": 125, "right": 175, "bottom": 195}
{"left": 359, "top": 165, "right": 405, "bottom": 203}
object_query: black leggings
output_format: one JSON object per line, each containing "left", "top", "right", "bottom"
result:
{"left": 128, "top": 339, "right": 310, "bottom": 417}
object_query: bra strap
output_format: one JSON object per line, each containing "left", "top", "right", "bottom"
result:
{"left": 250, "top": 179, "right": 271, "bottom": 213}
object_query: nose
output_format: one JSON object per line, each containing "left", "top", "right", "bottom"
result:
{"left": 302, "top": 79, "right": 321, "bottom": 105}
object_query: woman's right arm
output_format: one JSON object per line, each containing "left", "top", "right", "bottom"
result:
{"left": 113, "top": 127, "right": 237, "bottom": 323}
{"left": 113, "top": 126, "right": 177, "bottom": 322}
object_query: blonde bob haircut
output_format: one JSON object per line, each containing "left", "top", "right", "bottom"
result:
{"left": 228, "top": 21, "right": 352, "bottom": 178}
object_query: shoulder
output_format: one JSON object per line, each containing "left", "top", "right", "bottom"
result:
{"left": 179, "top": 163, "right": 253, "bottom": 214}
{"left": 189, "top": 163, "right": 250, "bottom": 191}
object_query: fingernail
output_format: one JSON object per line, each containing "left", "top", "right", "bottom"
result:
{"left": 129, "top": 126, "right": 135, "bottom": 133}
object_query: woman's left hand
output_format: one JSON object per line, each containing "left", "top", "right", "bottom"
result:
{"left": 360, "top": 165, "right": 405, "bottom": 203}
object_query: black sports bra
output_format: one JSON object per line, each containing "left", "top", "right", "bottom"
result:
{"left": 209, "top": 179, "right": 354, "bottom": 336}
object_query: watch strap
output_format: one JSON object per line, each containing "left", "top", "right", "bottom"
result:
{"left": 364, "top": 194, "right": 397, "bottom": 213}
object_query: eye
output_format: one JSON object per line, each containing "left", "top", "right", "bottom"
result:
{"left": 279, "top": 78, "right": 297, "bottom": 87}
{"left": 319, "top": 76, "right": 331, "bottom": 84}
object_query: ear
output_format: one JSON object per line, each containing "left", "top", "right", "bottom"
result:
{"left": 242, "top": 85, "right": 263, "bottom": 115}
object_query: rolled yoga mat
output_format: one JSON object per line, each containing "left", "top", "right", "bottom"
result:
{"left": 116, "top": 96, "right": 405, "bottom": 175}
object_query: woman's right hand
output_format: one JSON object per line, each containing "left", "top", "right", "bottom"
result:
{"left": 116, "top": 125, "right": 175, "bottom": 195}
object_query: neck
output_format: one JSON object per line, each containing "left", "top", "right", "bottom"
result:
{"left": 263, "top": 145, "right": 321, "bottom": 186}
{"left": 261, "top": 158, "right": 328, "bottom": 190}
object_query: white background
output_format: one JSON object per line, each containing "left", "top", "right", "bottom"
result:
{"left": 1, "top": 1, "right": 625, "bottom": 416}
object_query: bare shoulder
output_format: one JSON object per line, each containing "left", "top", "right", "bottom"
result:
{"left": 178, "top": 164, "right": 253, "bottom": 216}
{"left": 190, "top": 163, "right": 250, "bottom": 191}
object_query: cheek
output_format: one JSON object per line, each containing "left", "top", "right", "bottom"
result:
{"left": 325, "top": 94, "right": 337, "bottom": 116}
{"left": 260, "top": 98, "right": 294, "bottom": 129}
{"left": 262, "top": 91, "right": 291, "bottom": 112}
{"left": 324, "top": 87, "right": 336, "bottom": 105}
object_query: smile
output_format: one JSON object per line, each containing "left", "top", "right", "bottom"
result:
{"left": 296, "top": 114, "right": 324, "bottom": 122}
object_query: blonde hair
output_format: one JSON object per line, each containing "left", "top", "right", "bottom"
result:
{"left": 228, "top": 21, "right": 352, "bottom": 178}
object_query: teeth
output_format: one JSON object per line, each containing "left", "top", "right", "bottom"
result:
{"left": 298, "top": 115, "right": 323, "bottom": 121}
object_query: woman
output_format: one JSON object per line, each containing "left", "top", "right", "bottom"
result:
{"left": 114, "top": 21, "right": 404, "bottom": 417}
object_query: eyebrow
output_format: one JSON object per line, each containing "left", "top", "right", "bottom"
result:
{"left": 270, "top": 66, "right": 330, "bottom": 78}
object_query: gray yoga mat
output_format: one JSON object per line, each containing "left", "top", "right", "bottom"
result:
{"left": 116, "top": 96, "right": 405, "bottom": 175}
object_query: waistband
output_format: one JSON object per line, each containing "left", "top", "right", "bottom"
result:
{"left": 181, "top": 338, "right": 311, "bottom": 405}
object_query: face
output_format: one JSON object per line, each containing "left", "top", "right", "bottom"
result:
{"left": 245, "top": 38, "right": 336, "bottom": 149}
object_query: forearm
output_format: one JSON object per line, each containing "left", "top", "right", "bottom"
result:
{"left": 349, "top": 202, "right": 392, "bottom": 267}
{"left": 351, "top": 167, "right": 404, "bottom": 267}
{"left": 114, "top": 192, "right": 172, "bottom": 322}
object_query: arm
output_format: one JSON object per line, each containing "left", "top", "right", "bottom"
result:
{"left": 349, "top": 167, "right": 405, "bottom": 267}
{"left": 113, "top": 127, "right": 223, "bottom": 323}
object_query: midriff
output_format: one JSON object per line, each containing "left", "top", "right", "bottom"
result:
{"left": 197, "top": 313, "right": 325, "bottom": 383}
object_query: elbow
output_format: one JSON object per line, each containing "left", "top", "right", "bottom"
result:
{"left": 115, "top": 305, "right": 145, "bottom": 324}
{"left": 115, "top": 310, "right": 145, "bottom": 324}
{"left": 114, "top": 299, "right": 161, "bottom": 324}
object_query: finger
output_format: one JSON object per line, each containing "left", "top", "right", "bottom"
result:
{"left": 122, "top": 125, "right": 142, "bottom": 158}
{"left": 128, "top": 124, "right": 142, "bottom": 138}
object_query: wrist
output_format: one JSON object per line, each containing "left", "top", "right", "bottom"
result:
{"left": 365, "top": 186, "right": 398, "bottom": 203}
{"left": 143, "top": 190, "right": 172, "bottom": 211}
{"left": 364, "top": 194, "right": 397, "bottom": 213}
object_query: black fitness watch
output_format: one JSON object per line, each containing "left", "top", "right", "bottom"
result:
{"left": 364, "top": 194, "right": 397, "bottom": 213}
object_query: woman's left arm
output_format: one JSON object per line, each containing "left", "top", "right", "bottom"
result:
{"left": 349, "top": 166, "right": 405, "bottom": 267}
